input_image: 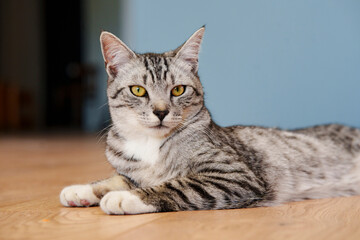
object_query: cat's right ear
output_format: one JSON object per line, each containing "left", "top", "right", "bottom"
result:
{"left": 174, "top": 26, "right": 205, "bottom": 74}
{"left": 100, "top": 31, "right": 137, "bottom": 78}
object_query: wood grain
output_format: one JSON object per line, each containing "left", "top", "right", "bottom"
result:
{"left": 0, "top": 136, "right": 360, "bottom": 240}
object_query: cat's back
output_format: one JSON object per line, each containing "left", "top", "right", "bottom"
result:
{"left": 226, "top": 124, "right": 360, "bottom": 202}
{"left": 292, "top": 124, "right": 360, "bottom": 152}
{"left": 227, "top": 124, "right": 360, "bottom": 186}
{"left": 229, "top": 124, "right": 360, "bottom": 156}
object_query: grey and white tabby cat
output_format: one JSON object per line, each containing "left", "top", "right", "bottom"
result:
{"left": 60, "top": 27, "right": 360, "bottom": 215}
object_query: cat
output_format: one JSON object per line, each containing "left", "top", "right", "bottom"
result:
{"left": 60, "top": 26, "right": 360, "bottom": 215}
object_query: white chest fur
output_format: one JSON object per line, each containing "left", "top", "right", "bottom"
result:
{"left": 122, "top": 136, "right": 164, "bottom": 165}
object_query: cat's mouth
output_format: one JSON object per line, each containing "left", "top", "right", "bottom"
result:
{"left": 149, "top": 123, "right": 169, "bottom": 130}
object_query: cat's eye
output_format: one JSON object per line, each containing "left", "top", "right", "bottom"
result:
{"left": 130, "top": 86, "right": 147, "bottom": 97}
{"left": 171, "top": 85, "right": 185, "bottom": 97}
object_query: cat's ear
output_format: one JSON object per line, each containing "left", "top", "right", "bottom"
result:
{"left": 175, "top": 26, "right": 205, "bottom": 73}
{"left": 100, "top": 31, "right": 137, "bottom": 78}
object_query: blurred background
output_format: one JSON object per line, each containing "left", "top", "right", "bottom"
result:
{"left": 0, "top": 0, "right": 359, "bottom": 134}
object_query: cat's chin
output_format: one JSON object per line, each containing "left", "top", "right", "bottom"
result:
{"left": 146, "top": 124, "right": 174, "bottom": 138}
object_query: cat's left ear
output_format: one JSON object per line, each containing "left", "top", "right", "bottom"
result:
{"left": 100, "top": 31, "right": 137, "bottom": 78}
{"left": 175, "top": 26, "right": 205, "bottom": 73}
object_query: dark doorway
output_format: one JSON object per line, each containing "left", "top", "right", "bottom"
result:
{"left": 44, "top": 0, "right": 84, "bottom": 129}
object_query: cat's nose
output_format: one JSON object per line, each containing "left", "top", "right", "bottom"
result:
{"left": 153, "top": 109, "right": 169, "bottom": 121}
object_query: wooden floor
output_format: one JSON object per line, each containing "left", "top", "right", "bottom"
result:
{"left": 1, "top": 135, "right": 360, "bottom": 240}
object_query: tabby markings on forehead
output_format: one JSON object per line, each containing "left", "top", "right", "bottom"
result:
{"left": 163, "top": 58, "right": 169, "bottom": 81}
{"left": 144, "top": 58, "right": 155, "bottom": 83}
{"left": 142, "top": 56, "right": 170, "bottom": 83}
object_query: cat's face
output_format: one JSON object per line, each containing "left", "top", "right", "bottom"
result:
{"left": 100, "top": 28, "right": 205, "bottom": 138}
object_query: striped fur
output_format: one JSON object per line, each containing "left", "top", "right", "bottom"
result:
{"left": 60, "top": 27, "right": 360, "bottom": 214}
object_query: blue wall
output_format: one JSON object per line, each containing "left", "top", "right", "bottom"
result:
{"left": 127, "top": 0, "right": 360, "bottom": 129}
{"left": 83, "top": 0, "right": 122, "bottom": 132}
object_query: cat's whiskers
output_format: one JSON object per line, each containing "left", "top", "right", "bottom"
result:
{"left": 96, "top": 123, "right": 113, "bottom": 143}
{"left": 97, "top": 102, "right": 108, "bottom": 110}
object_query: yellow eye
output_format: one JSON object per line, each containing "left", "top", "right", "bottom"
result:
{"left": 171, "top": 85, "right": 185, "bottom": 96}
{"left": 130, "top": 86, "right": 147, "bottom": 97}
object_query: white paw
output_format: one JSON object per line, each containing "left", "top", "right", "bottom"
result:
{"left": 60, "top": 184, "right": 100, "bottom": 207}
{"left": 100, "top": 191, "right": 156, "bottom": 215}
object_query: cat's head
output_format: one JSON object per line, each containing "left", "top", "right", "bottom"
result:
{"left": 100, "top": 27, "right": 205, "bottom": 138}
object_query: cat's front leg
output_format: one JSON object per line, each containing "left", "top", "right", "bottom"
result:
{"left": 99, "top": 173, "right": 266, "bottom": 214}
{"left": 60, "top": 174, "right": 134, "bottom": 207}
{"left": 100, "top": 190, "right": 157, "bottom": 214}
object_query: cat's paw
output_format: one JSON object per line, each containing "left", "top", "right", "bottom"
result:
{"left": 60, "top": 184, "right": 100, "bottom": 207}
{"left": 100, "top": 191, "right": 156, "bottom": 215}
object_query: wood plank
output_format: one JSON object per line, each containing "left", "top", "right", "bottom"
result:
{"left": 0, "top": 136, "right": 360, "bottom": 240}
{"left": 121, "top": 197, "right": 360, "bottom": 240}
{"left": 0, "top": 197, "right": 165, "bottom": 240}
